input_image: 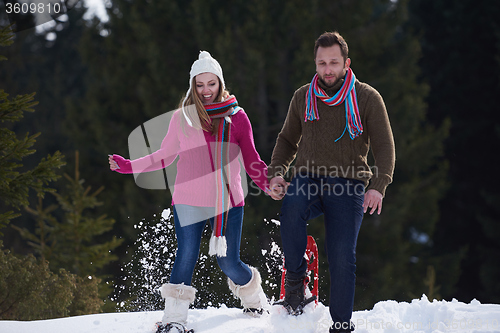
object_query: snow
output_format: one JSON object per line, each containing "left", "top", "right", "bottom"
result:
{"left": 3, "top": 212, "right": 498, "bottom": 332}
{"left": 1, "top": 295, "right": 499, "bottom": 333}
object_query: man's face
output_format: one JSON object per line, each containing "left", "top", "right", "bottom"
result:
{"left": 315, "top": 44, "right": 350, "bottom": 88}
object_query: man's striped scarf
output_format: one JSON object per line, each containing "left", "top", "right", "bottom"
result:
{"left": 305, "top": 68, "right": 363, "bottom": 141}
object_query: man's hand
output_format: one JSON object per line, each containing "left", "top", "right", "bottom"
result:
{"left": 269, "top": 176, "right": 288, "bottom": 200}
{"left": 363, "top": 189, "right": 383, "bottom": 215}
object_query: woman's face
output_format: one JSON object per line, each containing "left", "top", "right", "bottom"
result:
{"left": 195, "top": 72, "right": 220, "bottom": 104}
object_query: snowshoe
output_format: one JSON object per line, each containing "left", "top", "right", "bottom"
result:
{"left": 274, "top": 275, "right": 317, "bottom": 315}
{"left": 155, "top": 322, "right": 194, "bottom": 333}
{"left": 277, "top": 296, "right": 317, "bottom": 316}
{"left": 243, "top": 307, "right": 267, "bottom": 317}
{"left": 274, "top": 235, "right": 319, "bottom": 315}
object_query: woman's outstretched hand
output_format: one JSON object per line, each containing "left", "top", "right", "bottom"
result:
{"left": 108, "top": 154, "right": 133, "bottom": 174}
{"left": 108, "top": 154, "right": 120, "bottom": 171}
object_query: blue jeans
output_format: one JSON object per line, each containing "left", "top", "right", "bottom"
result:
{"left": 280, "top": 174, "right": 365, "bottom": 326}
{"left": 169, "top": 205, "right": 252, "bottom": 286}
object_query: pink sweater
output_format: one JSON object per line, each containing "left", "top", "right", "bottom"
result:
{"left": 121, "top": 108, "right": 269, "bottom": 207}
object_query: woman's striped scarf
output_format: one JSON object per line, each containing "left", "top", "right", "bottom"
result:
{"left": 204, "top": 95, "right": 239, "bottom": 257}
{"left": 305, "top": 68, "right": 363, "bottom": 141}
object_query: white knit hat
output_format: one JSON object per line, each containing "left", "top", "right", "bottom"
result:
{"left": 182, "top": 51, "right": 225, "bottom": 126}
{"left": 189, "top": 51, "right": 225, "bottom": 89}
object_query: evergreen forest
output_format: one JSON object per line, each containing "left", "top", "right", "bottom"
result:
{"left": 1, "top": 0, "right": 499, "bottom": 320}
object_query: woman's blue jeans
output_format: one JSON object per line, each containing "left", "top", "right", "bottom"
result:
{"left": 280, "top": 173, "right": 365, "bottom": 327}
{"left": 169, "top": 205, "right": 252, "bottom": 286}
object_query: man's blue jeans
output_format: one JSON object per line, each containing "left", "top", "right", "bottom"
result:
{"left": 280, "top": 173, "right": 365, "bottom": 327}
{"left": 169, "top": 205, "right": 252, "bottom": 286}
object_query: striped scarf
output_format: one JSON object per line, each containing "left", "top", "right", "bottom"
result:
{"left": 204, "top": 95, "right": 239, "bottom": 257}
{"left": 305, "top": 68, "right": 363, "bottom": 141}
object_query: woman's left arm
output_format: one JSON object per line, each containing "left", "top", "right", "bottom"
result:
{"left": 234, "top": 111, "right": 270, "bottom": 194}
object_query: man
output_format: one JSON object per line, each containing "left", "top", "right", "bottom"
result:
{"left": 268, "top": 32, "right": 395, "bottom": 332}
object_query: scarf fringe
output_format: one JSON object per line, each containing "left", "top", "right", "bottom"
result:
{"left": 209, "top": 235, "right": 228, "bottom": 257}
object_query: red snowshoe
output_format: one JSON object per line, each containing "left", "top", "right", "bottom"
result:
{"left": 274, "top": 235, "right": 319, "bottom": 315}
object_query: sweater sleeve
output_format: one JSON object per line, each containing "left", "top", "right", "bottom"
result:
{"left": 234, "top": 111, "right": 270, "bottom": 193}
{"left": 364, "top": 88, "right": 396, "bottom": 197}
{"left": 129, "top": 112, "right": 181, "bottom": 173}
{"left": 268, "top": 88, "right": 303, "bottom": 180}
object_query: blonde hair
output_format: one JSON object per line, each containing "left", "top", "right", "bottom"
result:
{"left": 179, "top": 76, "right": 229, "bottom": 136}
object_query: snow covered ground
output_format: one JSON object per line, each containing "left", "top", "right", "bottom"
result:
{"left": 3, "top": 211, "right": 498, "bottom": 332}
{"left": 1, "top": 295, "right": 499, "bottom": 333}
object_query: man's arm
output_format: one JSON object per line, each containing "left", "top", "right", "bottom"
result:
{"left": 363, "top": 87, "right": 396, "bottom": 214}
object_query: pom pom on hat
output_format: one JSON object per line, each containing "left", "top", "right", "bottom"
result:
{"left": 199, "top": 50, "right": 211, "bottom": 59}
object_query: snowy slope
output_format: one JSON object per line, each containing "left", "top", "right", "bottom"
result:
{"left": 1, "top": 295, "right": 499, "bottom": 333}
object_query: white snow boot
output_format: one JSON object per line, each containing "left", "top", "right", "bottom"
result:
{"left": 228, "top": 266, "right": 268, "bottom": 316}
{"left": 158, "top": 283, "right": 196, "bottom": 332}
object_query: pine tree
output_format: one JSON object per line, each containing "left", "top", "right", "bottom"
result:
{"left": 408, "top": 0, "right": 500, "bottom": 303}
{"left": 0, "top": 241, "right": 103, "bottom": 320}
{"left": 0, "top": 25, "right": 65, "bottom": 236}
{"left": 15, "top": 151, "right": 123, "bottom": 278}
{"left": 0, "top": 25, "right": 101, "bottom": 320}
{"left": 0, "top": 5, "right": 89, "bottom": 250}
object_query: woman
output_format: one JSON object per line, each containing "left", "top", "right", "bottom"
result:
{"left": 109, "top": 51, "right": 270, "bottom": 333}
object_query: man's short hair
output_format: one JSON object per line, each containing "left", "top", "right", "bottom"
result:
{"left": 314, "top": 31, "right": 349, "bottom": 61}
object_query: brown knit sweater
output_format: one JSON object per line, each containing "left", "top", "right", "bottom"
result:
{"left": 268, "top": 77, "right": 395, "bottom": 196}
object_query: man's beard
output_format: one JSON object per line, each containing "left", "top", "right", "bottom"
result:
{"left": 318, "top": 69, "right": 346, "bottom": 88}
{"left": 318, "top": 76, "right": 338, "bottom": 88}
